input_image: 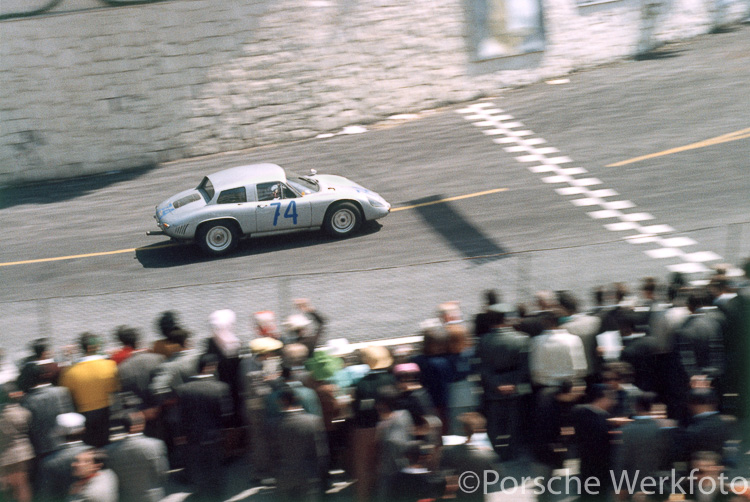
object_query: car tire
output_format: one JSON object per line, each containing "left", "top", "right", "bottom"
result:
{"left": 197, "top": 220, "right": 239, "bottom": 256}
{"left": 324, "top": 202, "right": 361, "bottom": 238}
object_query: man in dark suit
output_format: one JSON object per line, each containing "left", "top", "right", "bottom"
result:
{"left": 175, "top": 353, "right": 232, "bottom": 502}
{"left": 573, "top": 384, "right": 616, "bottom": 502}
{"left": 676, "top": 387, "right": 737, "bottom": 464}
{"left": 105, "top": 412, "right": 168, "bottom": 502}
{"left": 440, "top": 412, "right": 502, "bottom": 502}
{"left": 275, "top": 386, "right": 329, "bottom": 502}
{"left": 475, "top": 304, "right": 531, "bottom": 461}
{"left": 20, "top": 363, "right": 76, "bottom": 460}
{"left": 614, "top": 392, "right": 673, "bottom": 501}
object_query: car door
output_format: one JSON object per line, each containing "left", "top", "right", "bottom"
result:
{"left": 213, "top": 186, "right": 257, "bottom": 234}
{"left": 254, "top": 181, "right": 312, "bottom": 232}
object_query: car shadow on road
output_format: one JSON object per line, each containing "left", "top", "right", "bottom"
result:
{"left": 408, "top": 195, "right": 509, "bottom": 265}
{"left": 134, "top": 221, "right": 384, "bottom": 268}
{"left": 0, "top": 164, "right": 157, "bottom": 210}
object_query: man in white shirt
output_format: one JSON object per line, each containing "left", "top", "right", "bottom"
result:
{"left": 530, "top": 311, "right": 588, "bottom": 388}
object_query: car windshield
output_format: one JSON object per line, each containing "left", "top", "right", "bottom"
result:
{"left": 197, "top": 177, "right": 215, "bottom": 202}
{"left": 287, "top": 174, "right": 320, "bottom": 195}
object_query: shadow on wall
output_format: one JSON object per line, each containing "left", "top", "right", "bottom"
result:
{"left": 0, "top": 163, "right": 157, "bottom": 210}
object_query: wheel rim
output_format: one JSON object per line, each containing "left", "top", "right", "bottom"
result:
{"left": 331, "top": 208, "right": 356, "bottom": 233}
{"left": 205, "top": 226, "right": 232, "bottom": 251}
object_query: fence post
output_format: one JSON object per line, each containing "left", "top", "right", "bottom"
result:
{"left": 517, "top": 252, "right": 532, "bottom": 303}
{"left": 36, "top": 298, "right": 52, "bottom": 341}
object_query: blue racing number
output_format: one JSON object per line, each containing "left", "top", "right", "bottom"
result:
{"left": 270, "top": 201, "right": 298, "bottom": 226}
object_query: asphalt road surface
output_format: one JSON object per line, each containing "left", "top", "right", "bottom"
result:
{"left": 1, "top": 25, "right": 749, "bottom": 358}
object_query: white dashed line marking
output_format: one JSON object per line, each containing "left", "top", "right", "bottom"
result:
{"left": 457, "top": 102, "right": 723, "bottom": 274}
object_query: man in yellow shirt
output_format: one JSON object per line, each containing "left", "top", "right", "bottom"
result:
{"left": 60, "top": 333, "right": 119, "bottom": 447}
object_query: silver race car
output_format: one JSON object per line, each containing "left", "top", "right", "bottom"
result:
{"left": 148, "top": 163, "right": 391, "bottom": 255}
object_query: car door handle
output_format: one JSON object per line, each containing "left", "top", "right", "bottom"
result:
{"left": 258, "top": 204, "right": 268, "bottom": 208}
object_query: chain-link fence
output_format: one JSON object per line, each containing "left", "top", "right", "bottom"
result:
{"left": 2, "top": 221, "right": 749, "bottom": 361}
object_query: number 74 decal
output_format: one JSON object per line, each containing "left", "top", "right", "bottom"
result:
{"left": 269, "top": 201, "right": 299, "bottom": 226}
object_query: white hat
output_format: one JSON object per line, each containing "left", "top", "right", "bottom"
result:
{"left": 56, "top": 412, "right": 86, "bottom": 435}
{"left": 324, "top": 338, "right": 352, "bottom": 356}
{"left": 284, "top": 314, "right": 312, "bottom": 331}
{"left": 209, "top": 309, "right": 236, "bottom": 330}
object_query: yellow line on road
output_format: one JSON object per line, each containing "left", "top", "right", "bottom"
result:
{"left": 391, "top": 188, "right": 508, "bottom": 211}
{"left": 0, "top": 188, "right": 508, "bottom": 268}
{"left": 607, "top": 127, "right": 750, "bottom": 167}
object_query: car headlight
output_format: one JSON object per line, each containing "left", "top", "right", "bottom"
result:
{"left": 368, "top": 197, "right": 386, "bottom": 208}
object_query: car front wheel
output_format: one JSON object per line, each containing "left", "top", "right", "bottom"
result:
{"left": 324, "top": 202, "right": 361, "bottom": 238}
{"left": 197, "top": 220, "right": 239, "bottom": 256}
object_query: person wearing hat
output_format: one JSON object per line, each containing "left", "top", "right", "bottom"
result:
{"left": 36, "top": 412, "right": 90, "bottom": 501}
{"left": 305, "top": 351, "right": 346, "bottom": 472}
{"left": 282, "top": 299, "right": 327, "bottom": 356}
{"left": 351, "top": 345, "right": 396, "bottom": 502}
{"left": 204, "top": 310, "right": 244, "bottom": 431}
{"left": 0, "top": 382, "right": 34, "bottom": 502}
{"left": 241, "top": 336, "right": 283, "bottom": 483}
{"left": 60, "top": 333, "right": 119, "bottom": 448}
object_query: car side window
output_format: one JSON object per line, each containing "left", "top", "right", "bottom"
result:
{"left": 282, "top": 184, "right": 298, "bottom": 199}
{"left": 257, "top": 182, "right": 282, "bottom": 201}
{"left": 217, "top": 187, "right": 247, "bottom": 204}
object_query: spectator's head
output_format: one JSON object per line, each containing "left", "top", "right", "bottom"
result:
{"left": 486, "top": 303, "right": 514, "bottom": 327}
{"left": 393, "top": 363, "right": 421, "bottom": 392}
{"left": 78, "top": 332, "right": 101, "bottom": 356}
{"left": 458, "top": 412, "right": 487, "bottom": 439}
{"left": 688, "top": 387, "right": 719, "bottom": 415}
{"left": 614, "top": 282, "right": 630, "bottom": 304}
{"left": 30, "top": 337, "right": 51, "bottom": 360}
{"left": 284, "top": 314, "right": 312, "bottom": 338}
{"left": 360, "top": 345, "right": 394, "bottom": 371}
{"left": 114, "top": 326, "right": 140, "bottom": 350}
{"left": 56, "top": 412, "right": 86, "bottom": 442}
{"left": 588, "top": 384, "right": 616, "bottom": 412}
{"left": 375, "top": 385, "right": 400, "bottom": 417}
{"left": 253, "top": 310, "right": 278, "bottom": 338}
{"left": 169, "top": 328, "right": 190, "bottom": 349}
{"left": 248, "top": 336, "right": 283, "bottom": 360}
{"left": 282, "top": 343, "right": 309, "bottom": 370}
{"left": 420, "top": 321, "right": 449, "bottom": 356}
{"left": 535, "top": 290, "right": 558, "bottom": 311}
{"left": 484, "top": 289, "right": 499, "bottom": 308}
{"left": 438, "top": 301, "right": 462, "bottom": 324}
{"left": 209, "top": 309, "right": 236, "bottom": 337}
{"left": 557, "top": 291, "right": 579, "bottom": 316}
{"left": 156, "top": 310, "right": 181, "bottom": 340}
{"left": 641, "top": 277, "right": 657, "bottom": 299}
{"left": 72, "top": 448, "right": 107, "bottom": 481}
{"left": 305, "top": 350, "right": 344, "bottom": 383}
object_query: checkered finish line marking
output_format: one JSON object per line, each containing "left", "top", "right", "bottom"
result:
{"left": 457, "top": 101, "right": 722, "bottom": 274}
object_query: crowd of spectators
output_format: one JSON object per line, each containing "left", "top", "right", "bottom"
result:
{"left": 0, "top": 263, "right": 749, "bottom": 502}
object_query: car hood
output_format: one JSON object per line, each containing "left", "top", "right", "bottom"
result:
{"left": 314, "top": 175, "right": 384, "bottom": 198}
{"left": 156, "top": 188, "right": 206, "bottom": 220}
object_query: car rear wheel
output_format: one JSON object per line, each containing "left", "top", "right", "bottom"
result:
{"left": 324, "top": 202, "right": 361, "bottom": 238}
{"left": 197, "top": 220, "right": 239, "bottom": 256}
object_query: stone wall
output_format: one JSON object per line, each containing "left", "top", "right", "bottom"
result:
{"left": 0, "top": 0, "right": 746, "bottom": 184}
